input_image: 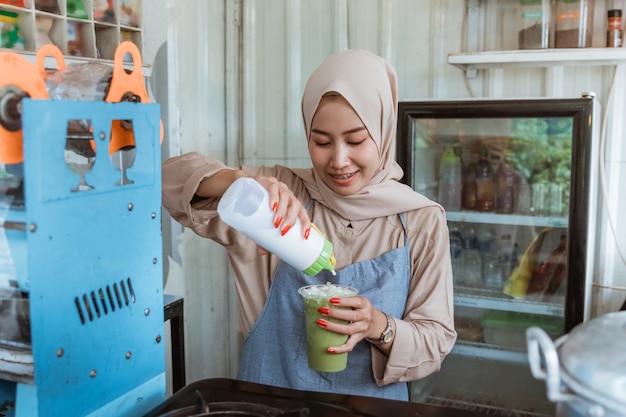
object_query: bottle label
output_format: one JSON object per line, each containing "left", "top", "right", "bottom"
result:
{"left": 557, "top": 12, "right": 580, "bottom": 20}
{"left": 522, "top": 12, "right": 544, "bottom": 19}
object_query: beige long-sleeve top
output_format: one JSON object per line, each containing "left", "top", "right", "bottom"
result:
{"left": 162, "top": 152, "right": 457, "bottom": 385}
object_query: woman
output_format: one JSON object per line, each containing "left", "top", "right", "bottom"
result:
{"left": 162, "top": 49, "right": 456, "bottom": 400}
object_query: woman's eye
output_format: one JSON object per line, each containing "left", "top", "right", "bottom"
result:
{"left": 348, "top": 138, "right": 368, "bottom": 146}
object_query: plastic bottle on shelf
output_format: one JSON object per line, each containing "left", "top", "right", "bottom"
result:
{"left": 496, "top": 160, "right": 515, "bottom": 214}
{"left": 482, "top": 253, "right": 503, "bottom": 291}
{"left": 555, "top": 0, "right": 594, "bottom": 48}
{"left": 515, "top": 177, "right": 532, "bottom": 215}
{"left": 474, "top": 148, "right": 495, "bottom": 212}
{"left": 448, "top": 223, "right": 464, "bottom": 284}
{"left": 462, "top": 236, "right": 483, "bottom": 288}
{"left": 518, "top": 0, "right": 554, "bottom": 49}
{"left": 462, "top": 223, "right": 478, "bottom": 250}
{"left": 437, "top": 147, "right": 462, "bottom": 211}
{"left": 462, "top": 142, "right": 478, "bottom": 210}
{"left": 497, "top": 234, "right": 518, "bottom": 280}
{"left": 477, "top": 225, "right": 496, "bottom": 256}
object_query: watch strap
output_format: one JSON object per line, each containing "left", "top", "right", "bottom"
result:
{"left": 367, "top": 313, "right": 393, "bottom": 345}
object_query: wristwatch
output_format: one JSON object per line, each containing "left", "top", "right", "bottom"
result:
{"left": 367, "top": 313, "right": 394, "bottom": 345}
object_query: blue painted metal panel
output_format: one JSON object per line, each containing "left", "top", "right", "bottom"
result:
{"left": 18, "top": 99, "right": 165, "bottom": 416}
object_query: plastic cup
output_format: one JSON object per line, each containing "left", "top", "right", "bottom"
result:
{"left": 298, "top": 283, "right": 358, "bottom": 372}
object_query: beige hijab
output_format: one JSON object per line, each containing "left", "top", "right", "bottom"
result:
{"left": 293, "top": 49, "right": 438, "bottom": 221}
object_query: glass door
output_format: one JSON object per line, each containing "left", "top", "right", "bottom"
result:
{"left": 396, "top": 95, "right": 599, "bottom": 414}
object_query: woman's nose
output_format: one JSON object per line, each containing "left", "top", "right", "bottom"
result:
{"left": 330, "top": 144, "right": 350, "bottom": 168}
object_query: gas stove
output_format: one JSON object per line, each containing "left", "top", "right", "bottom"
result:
{"left": 143, "top": 378, "right": 493, "bottom": 417}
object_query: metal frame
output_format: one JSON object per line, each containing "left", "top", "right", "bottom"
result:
{"left": 5, "top": 99, "right": 165, "bottom": 417}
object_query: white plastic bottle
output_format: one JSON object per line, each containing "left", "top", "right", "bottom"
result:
{"left": 437, "top": 147, "right": 462, "bottom": 211}
{"left": 217, "top": 177, "right": 336, "bottom": 276}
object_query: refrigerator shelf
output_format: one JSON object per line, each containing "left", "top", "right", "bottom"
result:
{"left": 446, "top": 211, "right": 568, "bottom": 228}
{"left": 452, "top": 342, "right": 528, "bottom": 363}
{"left": 454, "top": 289, "right": 565, "bottom": 316}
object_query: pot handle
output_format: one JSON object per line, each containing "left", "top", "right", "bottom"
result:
{"left": 526, "top": 327, "right": 577, "bottom": 403}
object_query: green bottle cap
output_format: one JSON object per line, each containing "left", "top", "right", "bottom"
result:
{"left": 303, "top": 238, "right": 336, "bottom": 276}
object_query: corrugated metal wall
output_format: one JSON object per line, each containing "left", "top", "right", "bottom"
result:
{"left": 159, "top": 0, "right": 626, "bottom": 385}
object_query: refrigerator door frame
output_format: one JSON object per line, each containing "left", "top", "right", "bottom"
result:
{"left": 396, "top": 95, "right": 598, "bottom": 332}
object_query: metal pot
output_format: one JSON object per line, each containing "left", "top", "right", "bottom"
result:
{"left": 526, "top": 311, "right": 626, "bottom": 417}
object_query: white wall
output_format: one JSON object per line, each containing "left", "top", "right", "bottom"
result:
{"left": 155, "top": 0, "right": 626, "bottom": 384}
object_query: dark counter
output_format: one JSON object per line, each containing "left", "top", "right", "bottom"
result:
{"left": 144, "top": 377, "right": 502, "bottom": 417}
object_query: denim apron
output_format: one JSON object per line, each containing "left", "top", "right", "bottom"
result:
{"left": 237, "top": 213, "right": 411, "bottom": 400}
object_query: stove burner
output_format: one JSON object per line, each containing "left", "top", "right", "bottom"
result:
{"left": 157, "top": 390, "right": 309, "bottom": 417}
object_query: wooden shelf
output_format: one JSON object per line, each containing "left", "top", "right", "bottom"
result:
{"left": 0, "top": 0, "right": 145, "bottom": 71}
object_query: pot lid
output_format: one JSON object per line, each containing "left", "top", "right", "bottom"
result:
{"left": 558, "top": 311, "right": 626, "bottom": 407}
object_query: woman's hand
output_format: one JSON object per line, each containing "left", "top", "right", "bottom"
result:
{"left": 254, "top": 176, "right": 312, "bottom": 245}
{"left": 316, "top": 296, "right": 395, "bottom": 354}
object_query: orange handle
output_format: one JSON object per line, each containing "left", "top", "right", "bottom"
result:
{"left": 106, "top": 41, "right": 164, "bottom": 153}
{"left": 0, "top": 52, "right": 49, "bottom": 164}
{"left": 35, "top": 44, "right": 66, "bottom": 78}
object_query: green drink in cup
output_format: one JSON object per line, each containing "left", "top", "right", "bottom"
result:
{"left": 298, "top": 283, "right": 358, "bottom": 372}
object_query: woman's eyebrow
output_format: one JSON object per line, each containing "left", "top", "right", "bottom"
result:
{"left": 311, "top": 126, "right": 367, "bottom": 136}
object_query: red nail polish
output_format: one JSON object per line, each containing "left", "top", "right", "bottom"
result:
{"left": 272, "top": 202, "right": 278, "bottom": 212}
{"left": 329, "top": 298, "right": 341, "bottom": 304}
{"left": 316, "top": 319, "right": 328, "bottom": 327}
{"left": 304, "top": 228, "right": 310, "bottom": 240}
{"left": 281, "top": 225, "right": 291, "bottom": 236}
{"left": 318, "top": 307, "right": 329, "bottom": 315}
{"left": 274, "top": 217, "right": 282, "bottom": 228}
{"left": 327, "top": 348, "right": 336, "bottom": 353}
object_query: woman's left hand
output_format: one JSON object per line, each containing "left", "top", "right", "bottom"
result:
{"left": 316, "top": 295, "right": 394, "bottom": 354}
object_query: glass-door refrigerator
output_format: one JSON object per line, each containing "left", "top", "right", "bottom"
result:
{"left": 397, "top": 94, "right": 600, "bottom": 416}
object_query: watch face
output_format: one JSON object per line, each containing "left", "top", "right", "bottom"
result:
{"left": 382, "top": 329, "right": 393, "bottom": 343}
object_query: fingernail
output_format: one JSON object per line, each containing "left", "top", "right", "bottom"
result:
{"left": 281, "top": 225, "right": 291, "bottom": 236}
{"left": 329, "top": 298, "right": 341, "bottom": 304}
{"left": 327, "top": 348, "right": 336, "bottom": 353}
{"left": 304, "top": 228, "right": 310, "bottom": 240}
{"left": 274, "top": 217, "right": 282, "bottom": 228}
{"left": 272, "top": 202, "right": 278, "bottom": 212}
{"left": 318, "top": 307, "right": 329, "bottom": 315}
{"left": 316, "top": 319, "right": 328, "bottom": 327}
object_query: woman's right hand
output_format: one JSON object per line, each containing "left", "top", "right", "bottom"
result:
{"left": 254, "top": 176, "right": 312, "bottom": 241}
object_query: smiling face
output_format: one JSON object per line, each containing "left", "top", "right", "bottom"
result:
{"left": 307, "top": 94, "right": 380, "bottom": 196}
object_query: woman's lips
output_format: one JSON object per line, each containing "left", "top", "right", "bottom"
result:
{"left": 329, "top": 171, "right": 357, "bottom": 185}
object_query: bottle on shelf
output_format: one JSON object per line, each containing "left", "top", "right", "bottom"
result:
{"left": 497, "top": 234, "right": 518, "bottom": 281}
{"left": 474, "top": 147, "right": 495, "bottom": 212}
{"left": 496, "top": 159, "right": 515, "bottom": 214}
{"left": 462, "top": 138, "right": 478, "bottom": 210}
{"left": 518, "top": 0, "right": 554, "bottom": 49}
{"left": 462, "top": 223, "right": 478, "bottom": 250}
{"left": 515, "top": 176, "right": 532, "bottom": 215}
{"left": 607, "top": 9, "right": 622, "bottom": 48}
{"left": 448, "top": 223, "right": 464, "bottom": 284}
{"left": 482, "top": 253, "right": 503, "bottom": 291}
{"left": 437, "top": 146, "right": 462, "bottom": 211}
{"left": 555, "top": 0, "right": 594, "bottom": 48}
{"left": 477, "top": 224, "right": 496, "bottom": 256}
{"left": 461, "top": 235, "right": 483, "bottom": 288}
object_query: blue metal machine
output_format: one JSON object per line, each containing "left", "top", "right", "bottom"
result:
{"left": 0, "top": 97, "right": 165, "bottom": 416}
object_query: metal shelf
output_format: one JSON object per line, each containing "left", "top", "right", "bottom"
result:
{"left": 451, "top": 342, "right": 528, "bottom": 363}
{"left": 446, "top": 211, "right": 567, "bottom": 228}
{"left": 454, "top": 288, "right": 565, "bottom": 316}
{"left": 448, "top": 48, "right": 626, "bottom": 73}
